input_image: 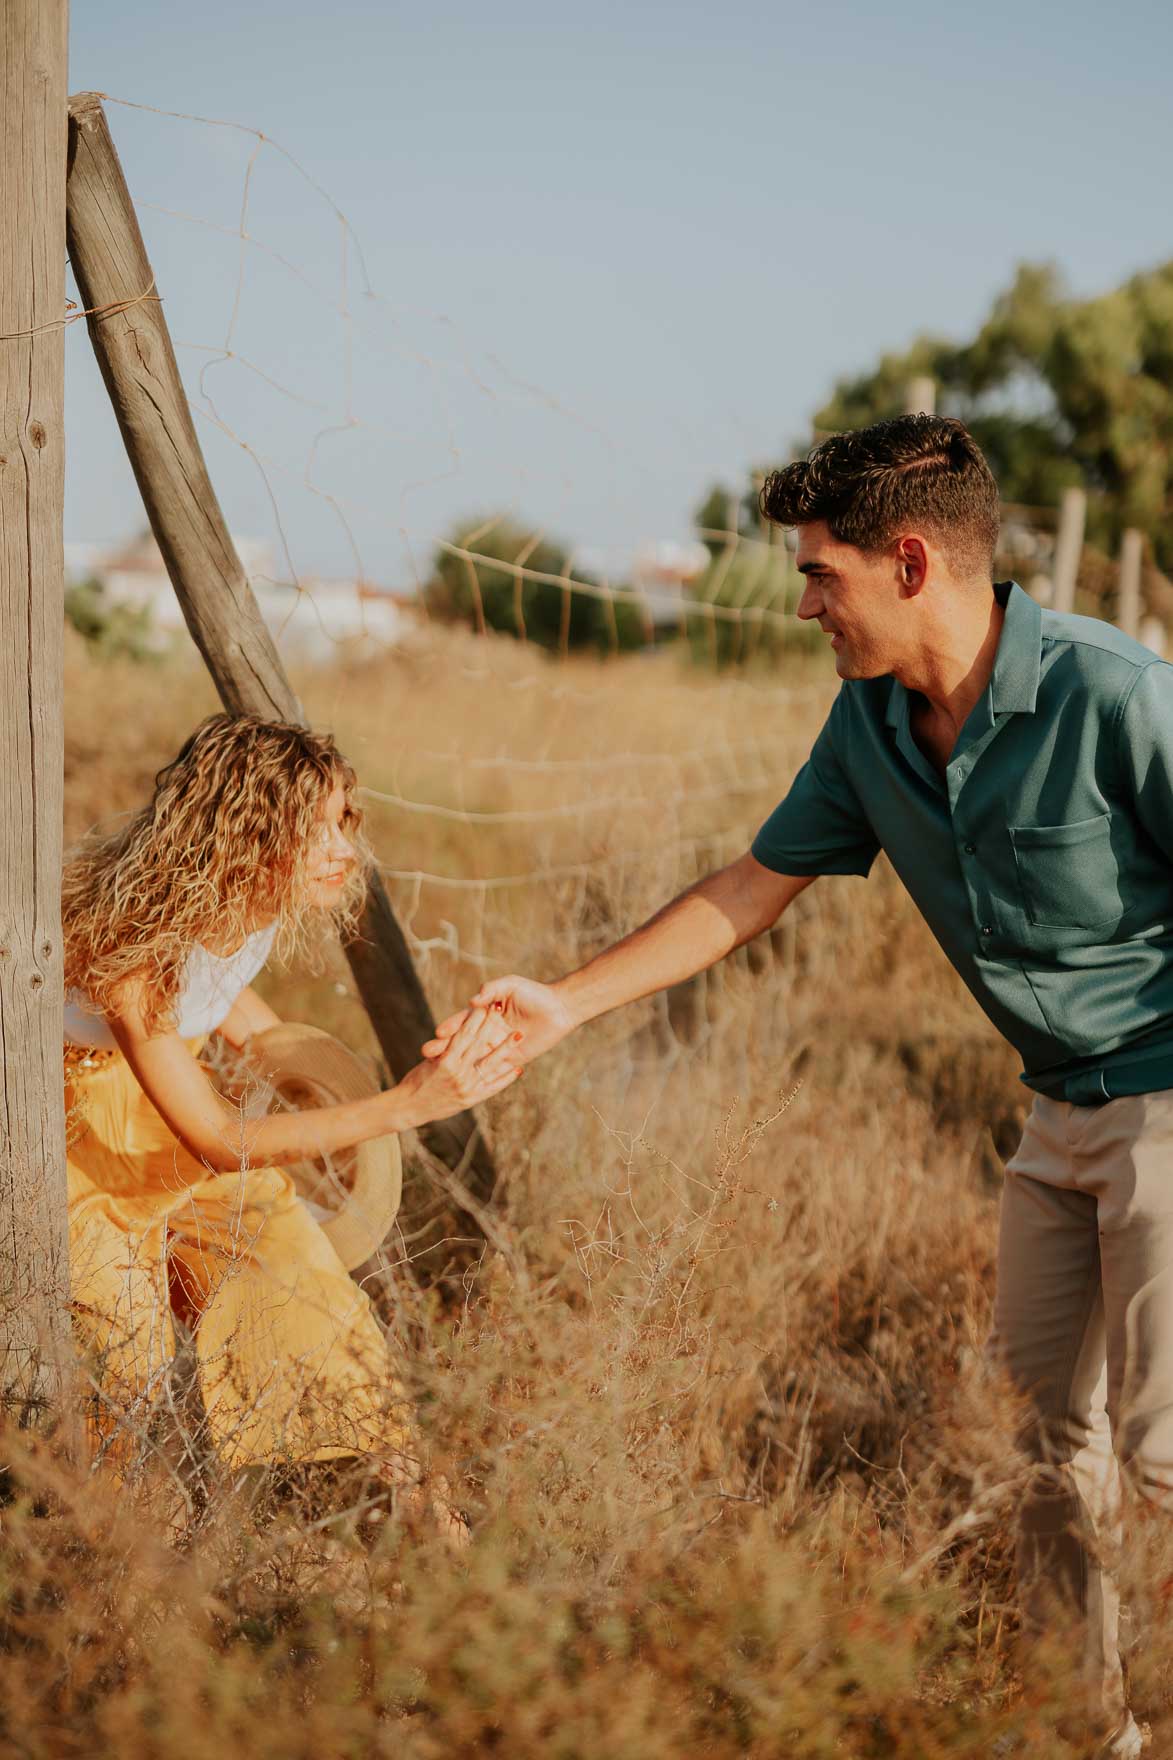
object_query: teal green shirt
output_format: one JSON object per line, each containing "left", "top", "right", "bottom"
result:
{"left": 751, "top": 580, "right": 1173, "bottom": 1104}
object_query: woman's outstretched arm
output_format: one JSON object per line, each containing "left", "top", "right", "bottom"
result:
{"left": 106, "top": 985, "right": 521, "bottom": 1176}
{"left": 213, "top": 984, "right": 284, "bottom": 1049}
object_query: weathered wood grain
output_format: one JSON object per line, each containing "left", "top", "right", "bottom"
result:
{"left": 1, "top": 0, "right": 70, "bottom": 1419}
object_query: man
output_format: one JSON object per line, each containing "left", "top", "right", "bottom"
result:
{"left": 426, "top": 415, "right": 1171, "bottom": 1757}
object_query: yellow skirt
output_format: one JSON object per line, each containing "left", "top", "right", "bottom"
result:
{"left": 64, "top": 1038, "right": 415, "bottom": 1473}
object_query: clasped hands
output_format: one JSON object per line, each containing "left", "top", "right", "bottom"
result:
{"left": 389, "top": 974, "right": 577, "bottom": 1129}
{"left": 420, "top": 974, "right": 577, "bottom": 1085}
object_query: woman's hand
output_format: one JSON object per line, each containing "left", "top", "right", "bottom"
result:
{"left": 391, "top": 1006, "right": 523, "bottom": 1130}
{"left": 421, "top": 976, "right": 576, "bottom": 1069}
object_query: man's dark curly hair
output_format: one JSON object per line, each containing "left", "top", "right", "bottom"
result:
{"left": 759, "top": 415, "right": 1000, "bottom": 580}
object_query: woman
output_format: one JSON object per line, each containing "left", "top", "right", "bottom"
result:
{"left": 63, "top": 712, "right": 518, "bottom": 1540}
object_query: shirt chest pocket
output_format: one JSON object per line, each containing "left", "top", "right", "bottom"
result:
{"left": 1009, "top": 811, "right": 1123, "bottom": 930}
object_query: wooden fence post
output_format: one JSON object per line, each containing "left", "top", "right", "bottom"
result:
{"left": 1139, "top": 616, "right": 1167, "bottom": 659}
{"left": 1050, "top": 486, "right": 1086, "bottom": 615}
{"left": 64, "top": 93, "right": 497, "bottom": 1279}
{"left": 0, "top": 0, "right": 71, "bottom": 1422}
{"left": 904, "top": 376, "right": 936, "bottom": 416}
{"left": 1116, "top": 527, "right": 1143, "bottom": 641}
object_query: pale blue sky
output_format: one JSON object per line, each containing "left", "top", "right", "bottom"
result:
{"left": 66, "top": 1, "right": 1173, "bottom": 588}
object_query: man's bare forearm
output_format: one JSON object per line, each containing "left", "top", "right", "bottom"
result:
{"left": 554, "top": 853, "right": 811, "bottom": 1028}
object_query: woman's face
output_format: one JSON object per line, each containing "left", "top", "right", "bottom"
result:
{"left": 305, "top": 778, "right": 360, "bottom": 909}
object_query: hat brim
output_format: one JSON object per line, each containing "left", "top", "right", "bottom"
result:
{"left": 244, "top": 1023, "right": 402, "bottom": 1272}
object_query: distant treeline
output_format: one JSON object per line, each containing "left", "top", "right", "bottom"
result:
{"left": 809, "top": 258, "right": 1173, "bottom": 575}
{"left": 426, "top": 259, "right": 1173, "bottom": 661}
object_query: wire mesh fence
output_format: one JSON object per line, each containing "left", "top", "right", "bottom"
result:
{"left": 63, "top": 94, "right": 851, "bottom": 1047}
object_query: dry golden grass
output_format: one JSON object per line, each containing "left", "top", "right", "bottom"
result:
{"left": 8, "top": 622, "right": 1168, "bottom": 1756}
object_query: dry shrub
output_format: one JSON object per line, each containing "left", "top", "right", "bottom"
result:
{"left": 19, "top": 623, "right": 1167, "bottom": 1755}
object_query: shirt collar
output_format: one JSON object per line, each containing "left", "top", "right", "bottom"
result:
{"left": 988, "top": 579, "right": 1042, "bottom": 715}
{"left": 884, "top": 579, "right": 1041, "bottom": 729}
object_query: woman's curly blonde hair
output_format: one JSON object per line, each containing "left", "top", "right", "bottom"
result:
{"left": 63, "top": 713, "right": 370, "bottom": 1034}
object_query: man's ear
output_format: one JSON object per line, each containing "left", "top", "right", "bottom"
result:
{"left": 895, "top": 535, "right": 929, "bottom": 593}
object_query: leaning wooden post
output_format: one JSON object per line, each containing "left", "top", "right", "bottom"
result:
{"left": 0, "top": 0, "right": 71, "bottom": 1423}
{"left": 1050, "top": 486, "right": 1086, "bottom": 615}
{"left": 1116, "top": 527, "right": 1143, "bottom": 641}
{"left": 64, "top": 93, "right": 497, "bottom": 1274}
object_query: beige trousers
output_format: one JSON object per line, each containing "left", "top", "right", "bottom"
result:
{"left": 993, "top": 1087, "right": 1173, "bottom": 1741}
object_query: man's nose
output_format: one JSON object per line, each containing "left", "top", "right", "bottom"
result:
{"left": 795, "top": 582, "right": 821, "bottom": 620}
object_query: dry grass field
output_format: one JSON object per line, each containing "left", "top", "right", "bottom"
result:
{"left": 6, "top": 622, "right": 1172, "bottom": 1757}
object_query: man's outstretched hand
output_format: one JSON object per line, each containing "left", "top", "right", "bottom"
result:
{"left": 421, "top": 976, "right": 577, "bottom": 1069}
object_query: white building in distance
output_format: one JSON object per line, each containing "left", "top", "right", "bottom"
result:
{"left": 64, "top": 531, "right": 416, "bottom": 661}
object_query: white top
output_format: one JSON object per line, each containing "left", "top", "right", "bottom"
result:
{"left": 64, "top": 921, "right": 279, "bottom": 1049}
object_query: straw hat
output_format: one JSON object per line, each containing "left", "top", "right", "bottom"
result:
{"left": 243, "top": 1023, "right": 402, "bottom": 1272}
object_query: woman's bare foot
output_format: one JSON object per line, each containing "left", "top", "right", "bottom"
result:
{"left": 409, "top": 1475, "right": 472, "bottom": 1550}
{"left": 375, "top": 1458, "right": 471, "bottom": 1551}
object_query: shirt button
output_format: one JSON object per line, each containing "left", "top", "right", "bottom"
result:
{"left": 964, "top": 841, "right": 976, "bottom": 854}
{"left": 980, "top": 923, "right": 993, "bottom": 936}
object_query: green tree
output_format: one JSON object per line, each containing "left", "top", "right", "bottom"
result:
{"left": 64, "top": 576, "right": 162, "bottom": 661}
{"left": 425, "top": 517, "right": 643, "bottom": 653}
{"left": 812, "top": 259, "right": 1173, "bottom": 570}
{"left": 693, "top": 482, "right": 772, "bottom": 560}
{"left": 680, "top": 543, "right": 824, "bottom": 670}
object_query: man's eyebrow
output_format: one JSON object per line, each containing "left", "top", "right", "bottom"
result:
{"left": 796, "top": 561, "right": 831, "bottom": 575}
